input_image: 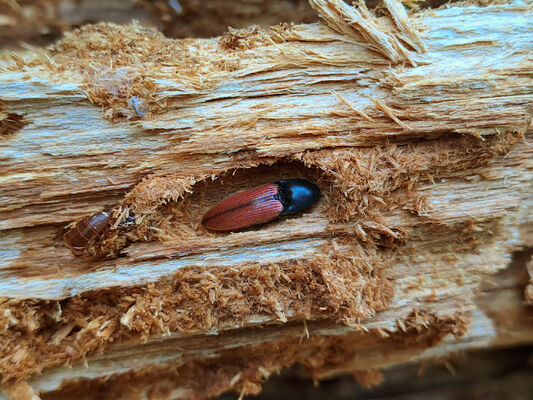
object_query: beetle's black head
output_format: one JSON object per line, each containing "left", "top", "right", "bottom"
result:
{"left": 275, "top": 179, "right": 320, "bottom": 216}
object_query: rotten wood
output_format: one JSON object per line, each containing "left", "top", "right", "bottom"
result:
{"left": 0, "top": 0, "right": 532, "bottom": 399}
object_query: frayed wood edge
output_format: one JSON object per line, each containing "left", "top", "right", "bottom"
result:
{"left": 383, "top": 0, "right": 427, "bottom": 53}
{"left": 309, "top": 0, "right": 422, "bottom": 66}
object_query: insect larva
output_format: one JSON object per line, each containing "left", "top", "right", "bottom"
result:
{"left": 63, "top": 211, "right": 111, "bottom": 256}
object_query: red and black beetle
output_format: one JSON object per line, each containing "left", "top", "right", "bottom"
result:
{"left": 202, "top": 179, "right": 320, "bottom": 231}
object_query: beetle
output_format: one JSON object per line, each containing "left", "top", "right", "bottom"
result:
{"left": 202, "top": 179, "right": 320, "bottom": 231}
{"left": 63, "top": 211, "right": 111, "bottom": 256}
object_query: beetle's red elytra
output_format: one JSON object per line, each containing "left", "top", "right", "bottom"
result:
{"left": 202, "top": 179, "right": 320, "bottom": 231}
{"left": 63, "top": 211, "right": 111, "bottom": 256}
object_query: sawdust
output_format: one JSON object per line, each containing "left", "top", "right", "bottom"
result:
{"left": 39, "top": 310, "right": 470, "bottom": 400}
{"left": 0, "top": 239, "right": 393, "bottom": 383}
{"left": 297, "top": 131, "right": 520, "bottom": 222}
{"left": 43, "top": 22, "right": 243, "bottom": 119}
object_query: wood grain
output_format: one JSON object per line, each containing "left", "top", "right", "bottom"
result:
{"left": 0, "top": 1, "right": 532, "bottom": 399}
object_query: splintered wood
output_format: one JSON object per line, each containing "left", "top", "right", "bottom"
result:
{"left": 0, "top": 1, "right": 532, "bottom": 399}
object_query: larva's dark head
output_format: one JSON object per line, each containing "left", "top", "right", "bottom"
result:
{"left": 275, "top": 179, "right": 320, "bottom": 216}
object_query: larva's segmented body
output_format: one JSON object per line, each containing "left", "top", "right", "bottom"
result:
{"left": 63, "top": 211, "right": 111, "bottom": 256}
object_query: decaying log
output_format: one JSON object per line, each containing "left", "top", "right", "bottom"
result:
{"left": 0, "top": 0, "right": 532, "bottom": 399}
